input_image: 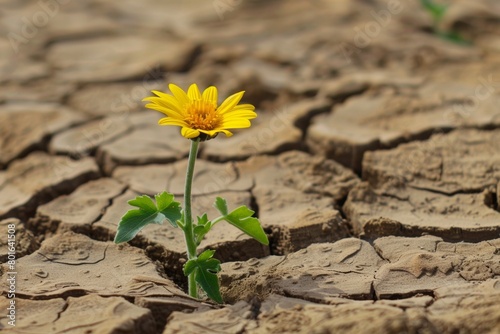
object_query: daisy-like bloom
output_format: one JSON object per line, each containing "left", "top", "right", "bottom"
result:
{"left": 143, "top": 83, "right": 257, "bottom": 140}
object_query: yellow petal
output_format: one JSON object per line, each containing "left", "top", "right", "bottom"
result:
{"left": 143, "top": 96, "right": 184, "bottom": 115}
{"left": 169, "top": 84, "right": 190, "bottom": 107}
{"left": 222, "top": 109, "right": 257, "bottom": 119}
{"left": 181, "top": 127, "right": 200, "bottom": 139}
{"left": 217, "top": 91, "right": 245, "bottom": 114}
{"left": 220, "top": 119, "right": 251, "bottom": 128}
{"left": 202, "top": 86, "right": 218, "bottom": 106}
{"left": 187, "top": 83, "right": 201, "bottom": 100}
{"left": 158, "top": 117, "right": 188, "bottom": 127}
{"left": 144, "top": 103, "right": 184, "bottom": 119}
{"left": 232, "top": 103, "right": 255, "bottom": 111}
{"left": 150, "top": 90, "right": 172, "bottom": 99}
{"left": 199, "top": 129, "right": 233, "bottom": 137}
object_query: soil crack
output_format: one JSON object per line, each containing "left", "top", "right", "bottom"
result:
{"left": 408, "top": 184, "right": 490, "bottom": 197}
{"left": 54, "top": 299, "right": 69, "bottom": 323}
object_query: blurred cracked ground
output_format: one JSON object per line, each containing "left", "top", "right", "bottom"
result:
{"left": 1, "top": 0, "right": 500, "bottom": 333}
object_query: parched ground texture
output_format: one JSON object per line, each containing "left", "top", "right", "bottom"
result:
{"left": 1, "top": 0, "right": 500, "bottom": 333}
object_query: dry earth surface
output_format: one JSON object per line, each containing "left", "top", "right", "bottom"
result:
{"left": 1, "top": 0, "right": 500, "bottom": 333}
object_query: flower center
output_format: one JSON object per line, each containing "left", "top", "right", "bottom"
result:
{"left": 184, "top": 100, "right": 220, "bottom": 130}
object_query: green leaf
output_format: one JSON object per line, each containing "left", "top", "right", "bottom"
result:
{"left": 196, "top": 257, "right": 222, "bottom": 303}
{"left": 183, "top": 250, "right": 223, "bottom": 304}
{"left": 438, "top": 30, "right": 470, "bottom": 45}
{"left": 214, "top": 197, "right": 228, "bottom": 216}
{"left": 193, "top": 214, "right": 211, "bottom": 245}
{"left": 420, "top": 0, "right": 447, "bottom": 20}
{"left": 214, "top": 199, "right": 269, "bottom": 246}
{"left": 198, "top": 249, "right": 215, "bottom": 261}
{"left": 197, "top": 213, "right": 210, "bottom": 226}
{"left": 114, "top": 192, "right": 182, "bottom": 244}
{"left": 176, "top": 211, "right": 185, "bottom": 230}
{"left": 183, "top": 257, "right": 197, "bottom": 276}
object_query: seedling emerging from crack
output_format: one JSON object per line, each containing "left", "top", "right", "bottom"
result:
{"left": 420, "top": 0, "right": 469, "bottom": 45}
{"left": 114, "top": 83, "right": 268, "bottom": 303}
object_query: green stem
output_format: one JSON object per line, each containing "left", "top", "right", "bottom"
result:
{"left": 184, "top": 138, "right": 200, "bottom": 298}
{"left": 210, "top": 216, "right": 225, "bottom": 225}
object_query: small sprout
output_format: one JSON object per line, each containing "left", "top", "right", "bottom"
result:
{"left": 420, "top": 0, "right": 470, "bottom": 45}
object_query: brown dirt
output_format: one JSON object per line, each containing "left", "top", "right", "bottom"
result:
{"left": 1, "top": 0, "right": 500, "bottom": 333}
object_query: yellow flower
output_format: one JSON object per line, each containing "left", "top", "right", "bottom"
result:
{"left": 143, "top": 83, "right": 257, "bottom": 139}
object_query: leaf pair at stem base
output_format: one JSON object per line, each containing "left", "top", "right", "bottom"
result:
{"left": 114, "top": 191, "right": 268, "bottom": 304}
